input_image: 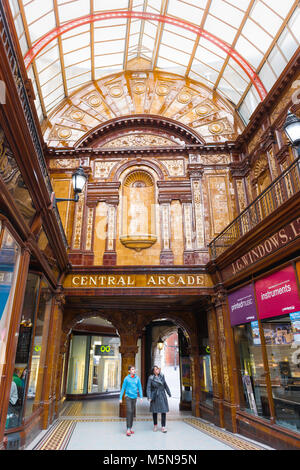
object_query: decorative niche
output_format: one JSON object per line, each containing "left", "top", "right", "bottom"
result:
{"left": 120, "top": 170, "right": 157, "bottom": 251}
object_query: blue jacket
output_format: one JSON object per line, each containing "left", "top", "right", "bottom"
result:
{"left": 120, "top": 373, "right": 143, "bottom": 400}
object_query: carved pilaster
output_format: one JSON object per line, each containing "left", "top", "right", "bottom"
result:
{"left": 103, "top": 203, "right": 117, "bottom": 266}
{"left": 182, "top": 202, "right": 194, "bottom": 264}
{"left": 159, "top": 202, "right": 174, "bottom": 265}
{"left": 188, "top": 164, "right": 208, "bottom": 264}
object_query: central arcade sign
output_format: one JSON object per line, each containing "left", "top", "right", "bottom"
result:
{"left": 64, "top": 273, "right": 212, "bottom": 289}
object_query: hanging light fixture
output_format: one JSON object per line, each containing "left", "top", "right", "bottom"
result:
{"left": 283, "top": 110, "right": 300, "bottom": 149}
{"left": 157, "top": 337, "right": 164, "bottom": 351}
{"left": 54, "top": 165, "right": 88, "bottom": 205}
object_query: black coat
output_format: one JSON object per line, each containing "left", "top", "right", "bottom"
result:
{"left": 146, "top": 373, "right": 171, "bottom": 413}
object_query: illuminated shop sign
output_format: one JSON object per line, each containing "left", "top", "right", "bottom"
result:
{"left": 94, "top": 345, "right": 114, "bottom": 356}
{"left": 255, "top": 265, "right": 300, "bottom": 320}
{"left": 228, "top": 283, "right": 257, "bottom": 326}
{"left": 65, "top": 273, "right": 212, "bottom": 289}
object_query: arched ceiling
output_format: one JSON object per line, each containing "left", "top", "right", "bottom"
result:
{"left": 9, "top": 1, "right": 300, "bottom": 127}
{"left": 43, "top": 71, "right": 244, "bottom": 146}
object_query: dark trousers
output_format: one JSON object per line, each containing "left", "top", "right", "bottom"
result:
{"left": 126, "top": 397, "right": 137, "bottom": 429}
{"left": 153, "top": 413, "right": 166, "bottom": 427}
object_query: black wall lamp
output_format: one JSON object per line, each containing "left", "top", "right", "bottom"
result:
{"left": 283, "top": 109, "right": 300, "bottom": 154}
{"left": 52, "top": 165, "right": 88, "bottom": 206}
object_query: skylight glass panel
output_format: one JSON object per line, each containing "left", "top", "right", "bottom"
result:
{"left": 94, "top": 0, "right": 128, "bottom": 11}
{"left": 24, "top": 0, "right": 53, "bottom": 25}
{"left": 288, "top": 8, "right": 300, "bottom": 43}
{"left": 94, "top": 40, "right": 124, "bottom": 56}
{"left": 241, "top": 19, "right": 273, "bottom": 54}
{"left": 227, "top": 57, "right": 250, "bottom": 84}
{"left": 94, "top": 53, "right": 124, "bottom": 68}
{"left": 44, "top": 86, "right": 64, "bottom": 107}
{"left": 250, "top": 2, "right": 282, "bottom": 37}
{"left": 258, "top": 61, "right": 277, "bottom": 92}
{"left": 167, "top": 0, "right": 204, "bottom": 26}
{"left": 268, "top": 46, "right": 288, "bottom": 77}
{"left": 209, "top": 0, "right": 245, "bottom": 30}
{"left": 277, "top": 27, "right": 298, "bottom": 62}
{"left": 64, "top": 47, "right": 91, "bottom": 67}
{"left": 191, "top": 61, "right": 220, "bottom": 84}
{"left": 41, "top": 75, "right": 64, "bottom": 97}
{"left": 194, "top": 44, "right": 224, "bottom": 69}
{"left": 65, "top": 60, "right": 91, "bottom": 79}
{"left": 38, "top": 60, "right": 62, "bottom": 86}
{"left": 205, "top": 15, "right": 237, "bottom": 45}
{"left": 198, "top": 37, "right": 228, "bottom": 59}
{"left": 222, "top": 64, "right": 248, "bottom": 96}
{"left": 28, "top": 11, "right": 56, "bottom": 44}
{"left": 58, "top": 0, "right": 90, "bottom": 23}
{"left": 160, "top": 30, "right": 195, "bottom": 55}
{"left": 94, "top": 23, "right": 127, "bottom": 42}
{"left": 218, "top": 78, "right": 242, "bottom": 104}
{"left": 267, "top": 0, "right": 295, "bottom": 18}
{"left": 224, "top": 0, "right": 251, "bottom": 11}
{"left": 35, "top": 43, "right": 60, "bottom": 73}
{"left": 235, "top": 36, "right": 263, "bottom": 69}
{"left": 67, "top": 72, "right": 92, "bottom": 90}
{"left": 62, "top": 32, "right": 90, "bottom": 54}
{"left": 159, "top": 44, "right": 191, "bottom": 67}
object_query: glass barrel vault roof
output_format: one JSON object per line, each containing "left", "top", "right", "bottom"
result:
{"left": 9, "top": 0, "right": 300, "bottom": 125}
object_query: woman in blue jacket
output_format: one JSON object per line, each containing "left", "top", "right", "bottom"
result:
{"left": 119, "top": 365, "right": 143, "bottom": 436}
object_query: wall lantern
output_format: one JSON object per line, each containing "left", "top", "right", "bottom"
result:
{"left": 283, "top": 110, "right": 300, "bottom": 149}
{"left": 157, "top": 337, "right": 164, "bottom": 351}
{"left": 53, "top": 165, "right": 88, "bottom": 205}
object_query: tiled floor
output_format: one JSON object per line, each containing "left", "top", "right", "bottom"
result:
{"left": 26, "top": 398, "right": 273, "bottom": 451}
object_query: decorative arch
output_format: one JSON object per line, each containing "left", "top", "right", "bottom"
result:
{"left": 75, "top": 115, "right": 206, "bottom": 148}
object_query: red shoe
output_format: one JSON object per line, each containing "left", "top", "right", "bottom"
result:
{"left": 126, "top": 430, "right": 131, "bottom": 436}
{"left": 130, "top": 430, "right": 134, "bottom": 434}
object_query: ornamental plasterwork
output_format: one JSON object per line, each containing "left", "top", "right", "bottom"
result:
{"left": 49, "top": 159, "right": 79, "bottom": 169}
{"left": 43, "top": 71, "right": 243, "bottom": 147}
{"left": 94, "top": 161, "right": 117, "bottom": 179}
{"left": 101, "top": 133, "right": 180, "bottom": 148}
{"left": 199, "top": 154, "right": 231, "bottom": 165}
{"left": 160, "top": 159, "right": 185, "bottom": 177}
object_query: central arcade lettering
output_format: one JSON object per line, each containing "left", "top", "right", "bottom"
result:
{"left": 71, "top": 274, "right": 206, "bottom": 288}
{"left": 231, "top": 218, "right": 300, "bottom": 276}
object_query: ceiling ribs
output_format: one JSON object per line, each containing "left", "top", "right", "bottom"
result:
{"left": 213, "top": 0, "right": 256, "bottom": 95}
{"left": 124, "top": 0, "right": 133, "bottom": 70}
{"left": 53, "top": 0, "right": 68, "bottom": 98}
{"left": 17, "top": 0, "right": 47, "bottom": 119}
{"left": 185, "top": 0, "right": 212, "bottom": 78}
{"left": 236, "top": 0, "right": 299, "bottom": 109}
{"left": 151, "top": 0, "right": 169, "bottom": 70}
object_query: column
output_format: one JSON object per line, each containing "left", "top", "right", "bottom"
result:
{"left": 103, "top": 203, "right": 117, "bottom": 266}
{"left": 41, "top": 292, "right": 64, "bottom": 429}
{"left": 188, "top": 164, "right": 208, "bottom": 264}
{"left": 159, "top": 202, "right": 174, "bottom": 265}
{"left": 182, "top": 202, "right": 194, "bottom": 265}
{"left": 119, "top": 339, "right": 139, "bottom": 418}
{"left": 211, "top": 288, "right": 239, "bottom": 433}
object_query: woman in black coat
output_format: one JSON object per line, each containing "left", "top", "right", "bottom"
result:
{"left": 146, "top": 365, "right": 171, "bottom": 433}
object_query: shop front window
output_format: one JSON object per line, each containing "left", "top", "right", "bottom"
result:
{"left": 5, "top": 273, "right": 40, "bottom": 430}
{"left": 262, "top": 315, "right": 300, "bottom": 432}
{"left": 234, "top": 322, "right": 270, "bottom": 419}
{"left": 88, "top": 336, "right": 121, "bottom": 394}
{"left": 24, "top": 281, "right": 52, "bottom": 419}
{"left": 201, "top": 353, "right": 213, "bottom": 407}
{"left": 66, "top": 334, "right": 121, "bottom": 395}
{"left": 0, "top": 226, "right": 20, "bottom": 391}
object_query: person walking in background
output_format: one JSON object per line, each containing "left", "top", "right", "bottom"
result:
{"left": 119, "top": 365, "right": 143, "bottom": 436}
{"left": 147, "top": 365, "right": 171, "bottom": 433}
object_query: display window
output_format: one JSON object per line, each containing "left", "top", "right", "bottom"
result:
{"left": 66, "top": 334, "right": 121, "bottom": 396}
{"left": 200, "top": 353, "right": 213, "bottom": 407}
{"left": 5, "top": 274, "right": 53, "bottom": 430}
{"left": 255, "top": 265, "right": 300, "bottom": 432}
{"left": 0, "top": 224, "right": 21, "bottom": 420}
{"left": 5, "top": 273, "right": 40, "bottom": 430}
{"left": 23, "top": 281, "right": 52, "bottom": 419}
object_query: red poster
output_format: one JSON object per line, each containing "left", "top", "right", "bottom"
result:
{"left": 255, "top": 265, "right": 300, "bottom": 320}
